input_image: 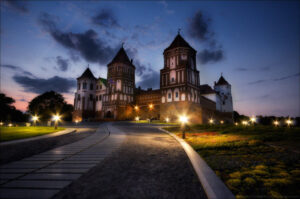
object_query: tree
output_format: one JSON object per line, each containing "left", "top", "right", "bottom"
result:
{"left": 233, "top": 111, "right": 249, "bottom": 122}
{"left": 28, "top": 91, "right": 74, "bottom": 122}
{"left": 0, "top": 93, "right": 29, "bottom": 122}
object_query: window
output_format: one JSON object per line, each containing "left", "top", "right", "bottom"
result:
{"left": 176, "top": 92, "right": 178, "bottom": 98}
{"left": 99, "top": 95, "right": 102, "bottom": 101}
{"left": 90, "top": 84, "right": 93, "bottom": 90}
{"left": 89, "top": 94, "right": 93, "bottom": 101}
{"left": 168, "top": 93, "right": 171, "bottom": 99}
{"left": 171, "top": 77, "right": 175, "bottom": 82}
{"left": 78, "top": 83, "right": 81, "bottom": 90}
{"left": 100, "top": 85, "right": 102, "bottom": 90}
{"left": 78, "top": 94, "right": 81, "bottom": 101}
{"left": 83, "top": 82, "right": 87, "bottom": 89}
{"left": 96, "top": 85, "right": 98, "bottom": 90}
{"left": 96, "top": 96, "right": 98, "bottom": 101}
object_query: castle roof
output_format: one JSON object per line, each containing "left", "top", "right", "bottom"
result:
{"left": 215, "top": 75, "right": 230, "bottom": 86}
{"left": 200, "top": 84, "right": 216, "bottom": 94}
{"left": 77, "top": 67, "right": 96, "bottom": 80}
{"left": 164, "top": 33, "right": 196, "bottom": 53}
{"left": 108, "top": 46, "right": 134, "bottom": 67}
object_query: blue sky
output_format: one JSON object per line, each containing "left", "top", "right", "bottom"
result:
{"left": 1, "top": 0, "right": 299, "bottom": 117}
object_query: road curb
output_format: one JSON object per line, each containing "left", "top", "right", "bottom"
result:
{"left": 160, "top": 128, "right": 235, "bottom": 199}
{"left": 0, "top": 128, "right": 77, "bottom": 146}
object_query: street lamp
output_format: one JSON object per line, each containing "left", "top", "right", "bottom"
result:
{"left": 286, "top": 119, "right": 292, "bottom": 127}
{"left": 134, "top": 105, "right": 139, "bottom": 111}
{"left": 209, "top": 118, "right": 214, "bottom": 125}
{"left": 135, "top": 116, "right": 140, "bottom": 122}
{"left": 148, "top": 104, "right": 153, "bottom": 110}
{"left": 52, "top": 114, "right": 61, "bottom": 129}
{"left": 220, "top": 120, "right": 224, "bottom": 124}
{"left": 166, "top": 117, "right": 170, "bottom": 123}
{"left": 179, "top": 115, "right": 188, "bottom": 139}
{"left": 32, "top": 115, "right": 39, "bottom": 126}
{"left": 0, "top": 122, "right": 3, "bottom": 126}
{"left": 250, "top": 116, "right": 256, "bottom": 124}
{"left": 273, "top": 120, "right": 279, "bottom": 127}
{"left": 242, "top": 121, "right": 248, "bottom": 126}
{"left": 234, "top": 122, "right": 238, "bottom": 126}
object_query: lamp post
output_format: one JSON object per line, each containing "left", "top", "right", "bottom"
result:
{"left": 220, "top": 120, "right": 224, "bottom": 124}
{"left": 135, "top": 116, "right": 140, "bottom": 122}
{"left": 32, "top": 115, "right": 39, "bottom": 126}
{"left": 179, "top": 115, "right": 188, "bottom": 139}
{"left": 148, "top": 104, "right": 153, "bottom": 122}
{"left": 209, "top": 118, "right": 214, "bottom": 125}
{"left": 273, "top": 120, "right": 279, "bottom": 127}
{"left": 250, "top": 116, "right": 256, "bottom": 125}
{"left": 242, "top": 121, "right": 248, "bottom": 126}
{"left": 166, "top": 117, "right": 170, "bottom": 123}
{"left": 286, "top": 119, "right": 292, "bottom": 127}
{"left": 52, "top": 114, "right": 61, "bottom": 129}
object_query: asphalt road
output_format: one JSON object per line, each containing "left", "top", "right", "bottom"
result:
{"left": 54, "top": 122, "right": 207, "bottom": 199}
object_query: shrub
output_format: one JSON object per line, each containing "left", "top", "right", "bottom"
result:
{"left": 290, "top": 169, "right": 300, "bottom": 177}
{"left": 243, "top": 177, "right": 256, "bottom": 186}
{"left": 263, "top": 178, "right": 292, "bottom": 187}
{"left": 229, "top": 171, "right": 242, "bottom": 179}
{"left": 226, "top": 179, "right": 241, "bottom": 188}
{"left": 268, "top": 190, "right": 284, "bottom": 199}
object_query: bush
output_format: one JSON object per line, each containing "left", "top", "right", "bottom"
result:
{"left": 226, "top": 179, "right": 241, "bottom": 188}
{"left": 243, "top": 177, "right": 256, "bottom": 186}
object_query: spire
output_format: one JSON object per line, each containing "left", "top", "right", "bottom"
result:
{"left": 107, "top": 46, "right": 134, "bottom": 67}
{"left": 122, "top": 42, "right": 125, "bottom": 48}
{"left": 77, "top": 67, "right": 96, "bottom": 80}
{"left": 164, "top": 32, "right": 196, "bottom": 53}
{"left": 178, "top": 28, "right": 181, "bottom": 35}
{"left": 215, "top": 75, "right": 230, "bottom": 86}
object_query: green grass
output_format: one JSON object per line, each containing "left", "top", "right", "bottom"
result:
{"left": 164, "top": 125, "right": 300, "bottom": 198}
{"left": 0, "top": 126, "right": 65, "bottom": 142}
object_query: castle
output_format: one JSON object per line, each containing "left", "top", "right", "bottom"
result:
{"left": 73, "top": 33, "right": 233, "bottom": 123}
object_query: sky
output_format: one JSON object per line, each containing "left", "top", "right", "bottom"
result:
{"left": 0, "top": 0, "right": 299, "bottom": 117}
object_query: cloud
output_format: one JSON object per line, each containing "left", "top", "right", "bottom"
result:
{"left": 188, "top": 10, "right": 224, "bottom": 65}
{"left": 13, "top": 75, "right": 76, "bottom": 94}
{"left": 38, "top": 12, "right": 116, "bottom": 65}
{"left": 1, "top": 64, "right": 35, "bottom": 77}
{"left": 188, "top": 11, "right": 211, "bottom": 41}
{"left": 3, "top": 0, "right": 28, "bottom": 13}
{"left": 272, "top": 73, "right": 300, "bottom": 81}
{"left": 56, "top": 56, "right": 69, "bottom": 71}
{"left": 248, "top": 73, "right": 300, "bottom": 85}
{"left": 158, "top": 1, "right": 174, "bottom": 14}
{"left": 136, "top": 69, "right": 160, "bottom": 89}
{"left": 91, "top": 9, "right": 120, "bottom": 28}
{"left": 198, "top": 49, "right": 224, "bottom": 64}
{"left": 235, "top": 66, "right": 270, "bottom": 72}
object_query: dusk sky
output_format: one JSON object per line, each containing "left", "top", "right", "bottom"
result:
{"left": 1, "top": 1, "right": 299, "bottom": 117}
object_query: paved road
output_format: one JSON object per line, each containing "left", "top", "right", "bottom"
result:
{"left": 0, "top": 124, "right": 125, "bottom": 199}
{"left": 55, "top": 122, "right": 207, "bottom": 199}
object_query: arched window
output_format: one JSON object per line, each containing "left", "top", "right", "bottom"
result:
{"left": 83, "top": 82, "right": 87, "bottom": 89}
{"left": 90, "top": 83, "right": 93, "bottom": 90}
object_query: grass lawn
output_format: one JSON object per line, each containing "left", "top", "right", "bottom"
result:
{"left": 0, "top": 126, "right": 65, "bottom": 142}
{"left": 164, "top": 125, "right": 300, "bottom": 199}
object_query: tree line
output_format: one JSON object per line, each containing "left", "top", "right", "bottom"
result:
{"left": 0, "top": 91, "right": 73, "bottom": 123}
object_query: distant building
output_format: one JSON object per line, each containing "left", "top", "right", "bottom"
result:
{"left": 73, "top": 33, "right": 233, "bottom": 123}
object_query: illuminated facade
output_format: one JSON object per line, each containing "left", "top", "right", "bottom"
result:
{"left": 73, "top": 33, "right": 233, "bottom": 122}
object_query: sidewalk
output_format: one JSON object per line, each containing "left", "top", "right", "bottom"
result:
{"left": 0, "top": 123, "right": 126, "bottom": 199}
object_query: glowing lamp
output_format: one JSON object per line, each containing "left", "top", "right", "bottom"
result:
{"left": 135, "top": 116, "right": 140, "bottom": 121}
{"left": 242, "top": 121, "right": 248, "bottom": 126}
{"left": 220, "top": 120, "right": 224, "bottom": 124}
{"left": 166, "top": 117, "right": 170, "bottom": 123}
{"left": 52, "top": 114, "right": 61, "bottom": 129}
{"left": 273, "top": 120, "right": 279, "bottom": 126}
{"left": 179, "top": 115, "right": 188, "bottom": 139}
{"left": 209, "top": 119, "right": 214, "bottom": 124}
{"left": 32, "top": 115, "right": 39, "bottom": 126}
{"left": 134, "top": 105, "right": 139, "bottom": 111}
{"left": 234, "top": 122, "right": 238, "bottom": 126}
{"left": 0, "top": 122, "right": 3, "bottom": 126}
{"left": 8, "top": 123, "right": 13, "bottom": 127}
{"left": 148, "top": 104, "right": 153, "bottom": 110}
{"left": 286, "top": 119, "right": 293, "bottom": 127}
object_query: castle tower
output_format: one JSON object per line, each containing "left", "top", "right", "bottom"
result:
{"left": 214, "top": 74, "right": 233, "bottom": 112}
{"left": 160, "top": 32, "right": 201, "bottom": 122}
{"left": 73, "top": 67, "right": 97, "bottom": 121}
{"left": 102, "top": 46, "right": 135, "bottom": 120}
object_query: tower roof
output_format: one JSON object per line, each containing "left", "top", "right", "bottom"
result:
{"left": 164, "top": 33, "right": 196, "bottom": 53}
{"left": 108, "top": 46, "right": 134, "bottom": 67}
{"left": 77, "top": 67, "right": 96, "bottom": 80}
{"left": 215, "top": 75, "right": 230, "bottom": 86}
